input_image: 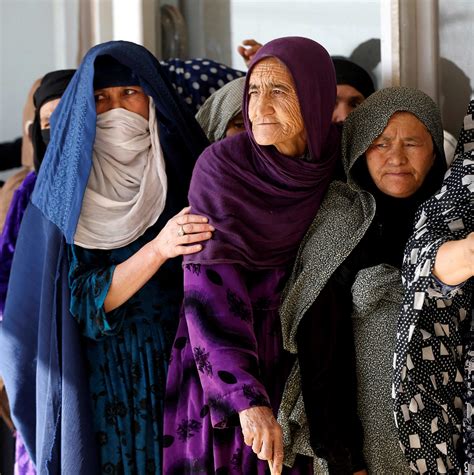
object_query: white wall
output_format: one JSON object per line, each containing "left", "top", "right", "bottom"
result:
{"left": 0, "top": 0, "right": 78, "bottom": 142}
{"left": 181, "top": 0, "right": 381, "bottom": 71}
{"left": 229, "top": 0, "right": 380, "bottom": 69}
{"left": 439, "top": 0, "right": 474, "bottom": 137}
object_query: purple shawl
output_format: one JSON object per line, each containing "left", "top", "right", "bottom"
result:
{"left": 186, "top": 36, "right": 340, "bottom": 269}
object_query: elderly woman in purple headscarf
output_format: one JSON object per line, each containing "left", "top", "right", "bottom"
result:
{"left": 163, "top": 37, "right": 340, "bottom": 474}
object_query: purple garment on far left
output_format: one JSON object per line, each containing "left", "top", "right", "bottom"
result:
{"left": 15, "top": 432, "right": 36, "bottom": 475}
{"left": 0, "top": 171, "right": 36, "bottom": 320}
{"left": 0, "top": 171, "right": 37, "bottom": 475}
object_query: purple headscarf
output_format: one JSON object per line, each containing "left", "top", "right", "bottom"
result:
{"left": 185, "top": 36, "right": 340, "bottom": 269}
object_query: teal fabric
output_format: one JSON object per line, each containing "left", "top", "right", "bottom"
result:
{"left": 67, "top": 219, "right": 182, "bottom": 474}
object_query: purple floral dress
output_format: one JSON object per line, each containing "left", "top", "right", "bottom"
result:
{"left": 163, "top": 263, "right": 312, "bottom": 474}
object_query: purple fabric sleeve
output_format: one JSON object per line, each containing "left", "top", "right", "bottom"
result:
{"left": 184, "top": 263, "right": 271, "bottom": 428}
{"left": 0, "top": 172, "right": 36, "bottom": 320}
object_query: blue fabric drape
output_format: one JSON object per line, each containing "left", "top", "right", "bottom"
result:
{"left": 0, "top": 40, "right": 208, "bottom": 474}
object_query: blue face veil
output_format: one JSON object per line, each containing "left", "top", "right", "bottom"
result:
{"left": 0, "top": 41, "right": 208, "bottom": 473}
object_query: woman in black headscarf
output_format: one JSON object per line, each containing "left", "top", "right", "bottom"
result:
{"left": 279, "top": 87, "right": 447, "bottom": 474}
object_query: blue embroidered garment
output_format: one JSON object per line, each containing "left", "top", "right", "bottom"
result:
{"left": 0, "top": 41, "right": 208, "bottom": 474}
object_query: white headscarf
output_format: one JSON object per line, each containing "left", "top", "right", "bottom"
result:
{"left": 74, "top": 98, "right": 167, "bottom": 249}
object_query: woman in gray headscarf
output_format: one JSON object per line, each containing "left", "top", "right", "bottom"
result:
{"left": 278, "top": 87, "right": 447, "bottom": 474}
{"left": 195, "top": 76, "right": 246, "bottom": 142}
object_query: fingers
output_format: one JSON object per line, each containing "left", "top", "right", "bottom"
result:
{"left": 180, "top": 223, "right": 214, "bottom": 235}
{"left": 242, "top": 38, "right": 260, "bottom": 47}
{"left": 176, "top": 214, "right": 209, "bottom": 225}
{"left": 176, "top": 244, "right": 203, "bottom": 255}
{"left": 271, "top": 430, "right": 284, "bottom": 475}
{"left": 176, "top": 206, "right": 191, "bottom": 216}
{"left": 252, "top": 436, "right": 264, "bottom": 458}
{"left": 178, "top": 231, "right": 212, "bottom": 245}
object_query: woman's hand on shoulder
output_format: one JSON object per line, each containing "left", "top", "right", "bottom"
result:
{"left": 239, "top": 405, "right": 283, "bottom": 475}
{"left": 150, "top": 206, "right": 214, "bottom": 261}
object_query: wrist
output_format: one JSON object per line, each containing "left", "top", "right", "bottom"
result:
{"left": 147, "top": 241, "right": 166, "bottom": 267}
{"left": 463, "top": 235, "right": 474, "bottom": 277}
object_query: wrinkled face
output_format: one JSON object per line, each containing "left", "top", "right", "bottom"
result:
{"left": 225, "top": 112, "right": 245, "bottom": 138}
{"left": 365, "top": 112, "right": 435, "bottom": 198}
{"left": 94, "top": 85, "right": 149, "bottom": 119}
{"left": 332, "top": 85, "right": 365, "bottom": 124}
{"left": 39, "top": 98, "right": 61, "bottom": 130}
{"left": 248, "top": 57, "right": 306, "bottom": 157}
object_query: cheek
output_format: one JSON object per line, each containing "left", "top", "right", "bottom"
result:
{"left": 130, "top": 97, "right": 149, "bottom": 119}
{"left": 279, "top": 97, "right": 304, "bottom": 132}
{"left": 365, "top": 153, "right": 383, "bottom": 180}
{"left": 412, "top": 153, "right": 435, "bottom": 179}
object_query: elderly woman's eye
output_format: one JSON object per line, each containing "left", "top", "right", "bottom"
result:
{"left": 124, "top": 88, "right": 138, "bottom": 96}
{"left": 94, "top": 94, "right": 105, "bottom": 102}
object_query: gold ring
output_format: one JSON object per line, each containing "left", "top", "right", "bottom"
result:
{"left": 177, "top": 225, "right": 185, "bottom": 237}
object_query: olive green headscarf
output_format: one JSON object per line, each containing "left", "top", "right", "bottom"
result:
{"left": 195, "top": 77, "right": 245, "bottom": 143}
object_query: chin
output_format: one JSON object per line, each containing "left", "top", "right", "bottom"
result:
{"left": 384, "top": 188, "right": 416, "bottom": 198}
{"left": 253, "top": 135, "right": 277, "bottom": 146}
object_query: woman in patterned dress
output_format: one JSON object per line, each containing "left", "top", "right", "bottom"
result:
{"left": 394, "top": 99, "right": 474, "bottom": 473}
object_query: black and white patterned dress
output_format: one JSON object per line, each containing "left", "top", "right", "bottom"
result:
{"left": 394, "top": 101, "right": 474, "bottom": 474}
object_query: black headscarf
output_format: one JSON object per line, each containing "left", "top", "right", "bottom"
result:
{"left": 332, "top": 56, "right": 375, "bottom": 99}
{"left": 93, "top": 55, "right": 140, "bottom": 89}
{"left": 31, "top": 69, "right": 76, "bottom": 171}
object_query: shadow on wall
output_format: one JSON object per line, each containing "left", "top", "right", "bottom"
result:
{"left": 350, "top": 38, "right": 381, "bottom": 90}
{"left": 345, "top": 37, "right": 472, "bottom": 139}
{"left": 440, "top": 58, "right": 472, "bottom": 138}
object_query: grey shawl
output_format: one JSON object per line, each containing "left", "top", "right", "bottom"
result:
{"left": 195, "top": 76, "right": 246, "bottom": 143}
{"left": 278, "top": 87, "right": 445, "bottom": 473}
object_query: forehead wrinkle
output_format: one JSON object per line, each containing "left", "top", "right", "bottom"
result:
{"left": 250, "top": 58, "right": 295, "bottom": 89}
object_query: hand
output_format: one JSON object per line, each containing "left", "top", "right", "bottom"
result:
{"left": 150, "top": 206, "right": 214, "bottom": 260}
{"left": 237, "top": 39, "right": 263, "bottom": 67}
{"left": 239, "top": 406, "right": 283, "bottom": 475}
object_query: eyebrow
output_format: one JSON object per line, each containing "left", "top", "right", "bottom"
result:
{"left": 248, "top": 82, "right": 292, "bottom": 92}
{"left": 375, "top": 135, "right": 424, "bottom": 142}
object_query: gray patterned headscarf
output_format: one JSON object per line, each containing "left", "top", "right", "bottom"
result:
{"left": 278, "top": 87, "right": 446, "bottom": 472}
{"left": 343, "top": 86, "right": 445, "bottom": 181}
{"left": 195, "top": 77, "right": 246, "bottom": 143}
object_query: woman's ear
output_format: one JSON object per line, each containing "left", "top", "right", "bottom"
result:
{"left": 25, "top": 120, "right": 34, "bottom": 139}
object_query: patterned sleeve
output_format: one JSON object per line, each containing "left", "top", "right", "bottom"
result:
{"left": 160, "top": 58, "right": 245, "bottom": 113}
{"left": 183, "top": 262, "right": 271, "bottom": 428}
{"left": 394, "top": 153, "right": 474, "bottom": 474}
{"left": 67, "top": 244, "right": 123, "bottom": 341}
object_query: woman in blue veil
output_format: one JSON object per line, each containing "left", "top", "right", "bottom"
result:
{"left": 0, "top": 40, "right": 212, "bottom": 474}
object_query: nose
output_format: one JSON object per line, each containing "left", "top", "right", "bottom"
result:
{"left": 255, "top": 94, "right": 274, "bottom": 117}
{"left": 109, "top": 95, "right": 123, "bottom": 111}
{"left": 332, "top": 102, "right": 351, "bottom": 124}
{"left": 387, "top": 142, "right": 408, "bottom": 165}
